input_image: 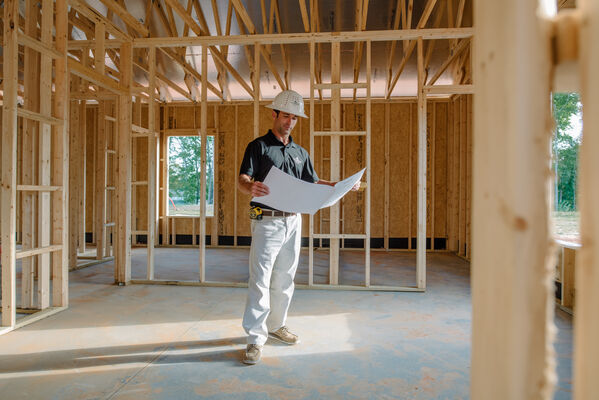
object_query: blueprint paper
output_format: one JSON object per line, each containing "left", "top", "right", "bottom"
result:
{"left": 321, "top": 168, "right": 366, "bottom": 208}
{"left": 252, "top": 166, "right": 365, "bottom": 215}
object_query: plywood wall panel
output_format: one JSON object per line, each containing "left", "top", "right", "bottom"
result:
{"left": 434, "top": 102, "right": 448, "bottom": 241}
{"left": 370, "top": 103, "right": 386, "bottom": 238}
{"left": 388, "top": 103, "right": 411, "bottom": 239}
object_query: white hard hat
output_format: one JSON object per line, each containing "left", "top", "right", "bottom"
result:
{"left": 265, "top": 90, "right": 308, "bottom": 118}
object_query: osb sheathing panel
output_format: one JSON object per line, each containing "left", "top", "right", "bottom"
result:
{"left": 85, "top": 107, "right": 97, "bottom": 234}
{"left": 434, "top": 102, "right": 448, "bottom": 240}
{"left": 389, "top": 103, "right": 412, "bottom": 238}
{"left": 217, "top": 105, "right": 236, "bottom": 236}
{"left": 236, "top": 105, "right": 255, "bottom": 236}
{"left": 343, "top": 103, "right": 366, "bottom": 235}
{"left": 370, "top": 103, "right": 386, "bottom": 237}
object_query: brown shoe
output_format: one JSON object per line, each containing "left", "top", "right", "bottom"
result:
{"left": 243, "top": 344, "right": 262, "bottom": 364}
{"left": 269, "top": 326, "right": 300, "bottom": 345}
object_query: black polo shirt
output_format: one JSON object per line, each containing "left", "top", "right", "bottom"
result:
{"left": 239, "top": 130, "right": 319, "bottom": 210}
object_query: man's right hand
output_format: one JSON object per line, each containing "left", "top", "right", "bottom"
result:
{"left": 249, "top": 181, "right": 270, "bottom": 197}
{"left": 238, "top": 174, "right": 270, "bottom": 197}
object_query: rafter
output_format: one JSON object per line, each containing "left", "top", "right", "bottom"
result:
{"left": 160, "top": 47, "right": 224, "bottom": 100}
{"left": 273, "top": 0, "right": 290, "bottom": 89}
{"left": 386, "top": 0, "right": 402, "bottom": 92}
{"left": 352, "top": 0, "right": 369, "bottom": 99}
{"left": 68, "top": 0, "right": 132, "bottom": 41}
{"left": 423, "top": 4, "right": 445, "bottom": 83}
{"left": 210, "top": 0, "right": 230, "bottom": 99}
{"left": 163, "top": 0, "right": 254, "bottom": 97}
{"left": 386, "top": 0, "right": 438, "bottom": 98}
{"left": 231, "top": 0, "right": 286, "bottom": 91}
{"left": 299, "top": 0, "right": 310, "bottom": 33}
{"left": 427, "top": 37, "right": 470, "bottom": 86}
{"left": 97, "top": 0, "right": 149, "bottom": 37}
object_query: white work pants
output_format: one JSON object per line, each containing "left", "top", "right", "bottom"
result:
{"left": 242, "top": 214, "right": 302, "bottom": 345}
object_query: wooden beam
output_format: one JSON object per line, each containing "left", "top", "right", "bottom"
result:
{"left": 299, "top": 0, "right": 310, "bottom": 32}
{"left": 147, "top": 45, "right": 157, "bottom": 279}
{"left": 68, "top": 0, "right": 132, "bottom": 42}
{"left": 416, "top": 37, "right": 426, "bottom": 289}
{"left": 427, "top": 37, "right": 471, "bottom": 86}
{"left": 69, "top": 27, "right": 474, "bottom": 49}
{"left": 1, "top": 0, "right": 19, "bottom": 328}
{"left": 68, "top": 58, "right": 126, "bottom": 95}
{"left": 162, "top": 0, "right": 254, "bottom": 97}
{"left": 329, "top": 42, "right": 341, "bottom": 285}
{"left": 115, "top": 41, "right": 132, "bottom": 284}
{"left": 423, "top": 84, "right": 474, "bottom": 94}
{"left": 199, "top": 45, "right": 208, "bottom": 282}
{"left": 575, "top": 0, "right": 599, "bottom": 398}
{"left": 159, "top": 47, "right": 224, "bottom": 100}
{"left": 21, "top": 0, "right": 40, "bottom": 310}
{"left": 387, "top": 0, "right": 439, "bottom": 97}
{"left": 38, "top": 0, "right": 54, "bottom": 310}
{"left": 97, "top": 0, "right": 149, "bottom": 37}
{"left": 471, "top": 0, "right": 555, "bottom": 397}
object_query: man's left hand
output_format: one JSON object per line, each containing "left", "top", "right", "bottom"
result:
{"left": 351, "top": 181, "right": 361, "bottom": 191}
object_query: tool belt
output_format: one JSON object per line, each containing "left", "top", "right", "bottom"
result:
{"left": 249, "top": 206, "right": 296, "bottom": 220}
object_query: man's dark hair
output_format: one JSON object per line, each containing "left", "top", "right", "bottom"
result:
{"left": 274, "top": 110, "right": 280, "bottom": 117}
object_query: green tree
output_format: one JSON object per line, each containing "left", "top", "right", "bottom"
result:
{"left": 552, "top": 93, "right": 581, "bottom": 211}
{"left": 168, "top": 136, "right": 214, "bottom": 214}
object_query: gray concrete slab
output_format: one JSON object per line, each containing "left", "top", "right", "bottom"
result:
{"left": 0, "top": 249, "right": 572, "bottom": 399}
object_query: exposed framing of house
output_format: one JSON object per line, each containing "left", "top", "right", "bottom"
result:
{"left": 2, "top": 1, "right": 597, "bottom": 397}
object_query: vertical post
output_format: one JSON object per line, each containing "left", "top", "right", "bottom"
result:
{"left": 52, "top": 0, "right": 69, "bottom": 306}
{"left": 365, "top": 40, "right": 371, "bottom": 287}
{"left": 116, "top": 41, "right": 132, "bottom": 284}
{"left": 253, "top": 43, "right": 261, "bottom": 139}
{"left": 416, "top": 37, "right": 427, "bottom": 289}
{"left": 1, "top": 0, "right": 19, "bottom": 328}
{"left": 147, "top": 46, "right": 156, "bottom": 280}
{"left": 22, "top": 0, "right": 40, "bottom": 309}
{"left": 575, "top": 0, "right": 599, "bottom": 398}
{"left": 330, "top": 41, "right": 341, "bottom": 285}
{"left": 95, "top": 23, "right": 107, "bottom": 260}
{"left": 78, "top": 96, "right": 87, "bottom": 255}
{"left": 38, "top": 0, "right": 54, "bottom": 309}
{"left": 309, "top": 41, "right": 315, "bottom": 286}
{"left": 199, "top": 45, "right": 208, "bottom": 282}
{"left": 471, "top": 0, "right": 555, "bottom": 398}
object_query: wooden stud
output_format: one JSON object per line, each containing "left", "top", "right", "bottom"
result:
{"left": 471, "top": 0, "right": 554, "bottom": 397}
{"left": 416, "top": 37, "right": 427, "bottom": 289}
{"left": 309, "top": 41, "right": 315, "bottom": 286}
{"left": 38, "top": 0, "right": 54, "bottom": 309}
{"left": 115, "top": 41, "right": 132, "bottom": 284}
{"left": 329, "top": 42, "right": 341, "bottom": 285}
{"left": 147, "top": 46, "right": 157, "bottom": 279}
{"left": 199, "top": 46, "right": 208, "bottom": 282}
{"left": 384, "top": 101, "right": 390, "bottom": 250}
{"left": 21, "top": 0, "right": 40, "bottom": 310}
{"left": 254, "top": 42, "right": 261, "bottom": 139}
{"left": 575, "top": 0, "right": 599, "bottom": 397}
{"left": 1, "top": 0, "right": 19, "bottom": 328}
{"left": 365, "top": 40, "right": 372, "bottom": 287}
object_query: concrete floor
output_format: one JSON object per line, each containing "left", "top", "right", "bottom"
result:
{"left": 0, "top": 248, "right": 572, "bottom": 399}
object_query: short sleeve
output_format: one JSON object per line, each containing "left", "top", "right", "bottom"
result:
{"left": 239, "top": 140, "right": 262, "bottom": 178}
{"left": 301, "top": 152, "right": 319, "bottom": 183}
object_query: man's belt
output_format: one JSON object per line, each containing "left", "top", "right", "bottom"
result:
{"left": 249, "top": 206, "right": 295, "bottom": 219}
{"left": 261, "top": 209, "right": 296, "bottom": 217}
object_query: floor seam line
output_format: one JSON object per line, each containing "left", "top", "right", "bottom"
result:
{"left": 104, "top": 290, "right": 241, "bottom": 399}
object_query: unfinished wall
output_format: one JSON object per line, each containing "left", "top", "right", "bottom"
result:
{"left": 74, "top": 97, "right": 472, "bottom": 257}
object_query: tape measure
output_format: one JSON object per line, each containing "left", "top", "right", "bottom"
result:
{"left": 249, "top": 206, "right": 263, "bottom": 220}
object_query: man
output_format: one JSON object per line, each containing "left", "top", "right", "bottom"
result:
{"left": 237, "top": 90, "right": 359, "bottom": 364}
